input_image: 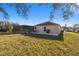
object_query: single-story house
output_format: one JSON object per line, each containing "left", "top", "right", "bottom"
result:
{"left": 20, "top": 25, "right": 34, "bottom": 33}
{"left": 73, "top": 24, "right": 79, "bottom": 32}
{"left": 62, "top": 26, "right": 68, "bottom": 31}
{"left": 34, "top": 21, "right": 62, "bottom": 36}
{"left": 67, "top": 27, "right": 73, "bottom": 32}
{"left": 13, "top": 24, "right": 34, "bottom": 33}
{"left": 62, "top": 26, "right": 73, "bottom": 32}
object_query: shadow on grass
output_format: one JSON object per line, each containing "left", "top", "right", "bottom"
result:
{"left": 22, "top": 33, "right": 64, "bottom": 41}
{"left": 0, "top": 32, "right": 64, "bottom": 41}
{"left": 0, "top": 32, "right": 19, "bottom": 35}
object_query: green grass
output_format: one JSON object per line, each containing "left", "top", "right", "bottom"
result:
{"left": 0, "top": 32, "right": 79, "bottom": 56}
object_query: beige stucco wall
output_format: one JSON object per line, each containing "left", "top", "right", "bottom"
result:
{"left": 34, "top": 25, "right": 61, "bottom": 36}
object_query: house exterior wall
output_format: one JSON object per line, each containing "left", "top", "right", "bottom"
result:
{"left": 73, "top": 25, "right": 79, "bottom": 32}
{"left": 34, "top": 25, "right": 61, "bottom": 36}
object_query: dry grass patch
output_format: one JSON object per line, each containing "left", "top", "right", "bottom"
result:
{"left": 0, "top": 32, "right": 78, "bottom": 55}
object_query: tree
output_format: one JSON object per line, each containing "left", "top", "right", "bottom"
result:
{"left": 0, "top": 21, "right": 7, "bottom": 32}
{"left": 0, "top": 20, "right": 13, "bottom": 32}
{"left": 0, "top": 3, "right": 30, "bottom": 19}
{"left": 5, "top": 21, "right": 13, "bottom": 32}
{"left": 40, "top": 3, "right": 79, "bottom": 20}
{"left": 0, "top": 3, "right": 79, "bottom": 20}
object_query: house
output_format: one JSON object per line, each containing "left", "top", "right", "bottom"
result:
{"left": 62, "top": 26, "right": 73, "bottom": 32}
{"left": 13, "top": 24, "right": 34, "bottom": 33}
{"left": 20, "top": 25, "right": 34, "bottom": 33}
{"left": 62, "top": 26, "right": 68, "bottom": 31}
{"left": 67, "top": 27, "right": 73, "bottom": 32}
{"left": 34, "top": 21, "right": 62, "bottom": 36}
{"left": 73, "top": 24, "right": 79, "bottom": 32}
{"left": 62, "top": 24, "right": 67, "bottom": 31}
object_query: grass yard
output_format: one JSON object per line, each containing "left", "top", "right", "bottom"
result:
{"left": 0, "top": 32, "right": 79, "bottom": 56}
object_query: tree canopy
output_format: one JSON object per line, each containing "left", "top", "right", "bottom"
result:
{"left": 0, "top": 3, "right": 79, "bottom": 20}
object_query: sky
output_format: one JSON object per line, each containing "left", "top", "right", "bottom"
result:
{"left": 0, "top": 3, "right": 79, "bottom": 27}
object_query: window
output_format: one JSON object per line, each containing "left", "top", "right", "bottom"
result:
{"left": 34, "top": 26, "right": 37, "bottom": 32}
{"left": 44, "top": 27, "right": 46, "bottom": 31}
{"left": 44, "top": 26, "right": 50, "bottom": 33}
{"left": 46, "top": 29, "right": 50, "bottom": 33}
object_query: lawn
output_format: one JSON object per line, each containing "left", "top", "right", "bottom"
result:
{"left": 0, "top": 32, "right": 79, "bottom": 56}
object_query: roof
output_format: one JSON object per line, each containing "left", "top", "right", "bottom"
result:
{"left": 74, "top": 24, "right": 79, "bottom": 27}
{"left": 21, "top": 25, "right": 34, "bottom": 31}
{"left": 35, "top": 21, "right": 60, "bottom": 26}
{"left": 62, "top": 26, "right": 73, "bottom": 29}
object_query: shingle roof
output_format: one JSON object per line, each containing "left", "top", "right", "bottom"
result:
{"left": 74, "top": 24, "right": 79, "bottom": 26}
{"left": 35, "top": 21, "right": 60, "bottom": 26}
{"left": 21, "top": 25, "right": 34, "bottom": 31}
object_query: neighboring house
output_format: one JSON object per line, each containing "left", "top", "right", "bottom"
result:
{"left": 73, "top": 24, "right": 79, "bottom": 32}
{"left": 20, "top": 25, "right": 34, "bottom": 33}
{"left": 62, "top": 26, "right": 68, "bottom": 31}
{"left": 62, "top": 26, "right": 73, "bottom": 32}
{"left": 67, "top": 27, "right": 73, "bottom": 32}
{"left": 13, "top": 24, "right": 34, "bottom": 33}
{"left": 34, "top": 21, "right": 62, "bottom": 36}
